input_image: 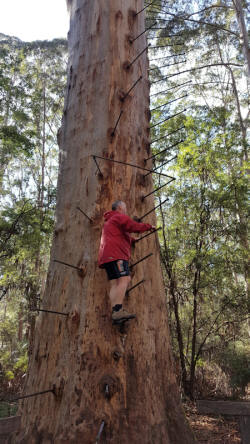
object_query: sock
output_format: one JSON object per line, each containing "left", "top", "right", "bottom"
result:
{"left": 112, "top": 304, "right": 122, "bottom": 313}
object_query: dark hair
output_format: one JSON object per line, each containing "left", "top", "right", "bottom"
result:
{"left": 112, "top": 200, "right": 123, "bottom": 211}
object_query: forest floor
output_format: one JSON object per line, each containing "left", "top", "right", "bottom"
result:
{"left": 0, "top": 401, "right": 243, "bottom": 443}
{"left": 184, "top": 402, "right": 241, "bottom": 444}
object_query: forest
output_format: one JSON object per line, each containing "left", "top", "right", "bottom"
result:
{"left": 0, "top": 0, "right": 249, "bottom": 442}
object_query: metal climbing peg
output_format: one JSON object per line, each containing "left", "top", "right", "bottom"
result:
{"left": 95, "top": 420, "right": 105, "bottom": 443}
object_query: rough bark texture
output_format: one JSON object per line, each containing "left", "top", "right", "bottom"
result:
{"left": 13, "top": 1, "right": 194, "bottom": 443}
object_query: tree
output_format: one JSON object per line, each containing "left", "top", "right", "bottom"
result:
{"left": 13, "top": 1, "right": 194, "bottom": 443}
{"left": 232, "top": 0, "right": 250, "bottom": 75}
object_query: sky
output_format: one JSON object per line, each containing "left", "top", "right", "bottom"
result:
{"left": 0, "top": 0, "right": 69, "bottom": 42}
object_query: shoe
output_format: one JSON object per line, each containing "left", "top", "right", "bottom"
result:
{"left": 112, "top": 308, "right": 136, "bottom": 322}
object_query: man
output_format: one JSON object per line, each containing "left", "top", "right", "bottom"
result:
{"left": 98, "top": 200, "right": 155, "bottom": 322}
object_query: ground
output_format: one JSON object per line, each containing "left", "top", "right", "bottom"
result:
{"left": 0, "top": 401, "right": 243, "bottom": 443}
{"left": 184, "top": 402, "right": 241, "bottom": 444}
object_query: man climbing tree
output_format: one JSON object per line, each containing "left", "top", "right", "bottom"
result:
{"left": 13, "top": 1, "right": 195, "bottom": 443}
{"left": 98, "top": 200, "right": 155, "bottom": 322}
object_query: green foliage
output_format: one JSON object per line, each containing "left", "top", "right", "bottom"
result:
{"left": 5, "top": 370, "right": 14, "bottom": 380}
{"left": 0, "top": 402, "right": 18, "bottom": 418}
{"left": 149, "top": 0, "right": 249, "bottom": 398}
{"left": 0, "top": 125, "right": 33, "bottom": 155}
{"left": 14, "top": 353, "right": 28, "bottom": 373}
{"left": 0, "top": 35, "right": 67, "bottom": 397}
{"left": 217, "top": 343, "right": 250, "bottom": 397}
{"left": 0, "top": 297, "right": 27, "bottom": 377}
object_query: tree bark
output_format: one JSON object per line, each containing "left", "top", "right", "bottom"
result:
{"left": 14, "top": 1, "right": 194, "bottom": 443}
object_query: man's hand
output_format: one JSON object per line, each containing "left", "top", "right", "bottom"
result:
{"left": 133, "top": 217, "right": 155, "bottom": 231}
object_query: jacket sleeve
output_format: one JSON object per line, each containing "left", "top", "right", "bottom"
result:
{"left": 127, "top": 234, "right": 137, "bottom": 244}
{"left": 118, "top": 214, "right": 152, "bottom": 233}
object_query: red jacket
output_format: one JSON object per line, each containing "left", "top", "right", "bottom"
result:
{"left": 98, "top": 211, "right": 153, "bottom": 267}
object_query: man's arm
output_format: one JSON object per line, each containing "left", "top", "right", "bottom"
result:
{"left": 117, "top": 214, "right": 154, "bottom": 233}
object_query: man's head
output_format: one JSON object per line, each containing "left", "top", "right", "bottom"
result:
{"left": 112, "top": 200, "right": 127, "bottom": 214}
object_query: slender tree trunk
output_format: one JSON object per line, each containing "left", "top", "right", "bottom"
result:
{"left": 158, "top": 200, "right": 188, "bottom": 393}
{"left": 169, "top": 277, "right": 189, "bottom": 395}
{"left": 189, "top": 267, "right": 199, "bottom": 400}
{"left": 232, "top": 0, "right": 250, "bottom": 76}
{"left": 228, "top": 67, "right": 248, "bottom": 162}
{"left": 18, "top": 310, "right": 23, "bottom": 342}
{"left": 40, "top": 76, "right": 46, "bottom": 211}
{"left": 216, "top": 44, "right": 249, "bottom": 293}
{"left": 223, "top": 61, "right": 248, "bottom": 163}
{"left": 14, "top": 1, "right": 194, "bottom": 443}
{"left": 35, "top": 76, "right": 47, "bottom": 273}
{"left": 189, "top": 198, "right": 207, "bottom": 400}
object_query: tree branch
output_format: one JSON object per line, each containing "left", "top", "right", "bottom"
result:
{"left": 195, "top": 300, "right": 232, "bottom": 363}
{"left": 153, "top": 63, "right": 243, "bottom": 83}
{"left": 147, "top": 4, "right": 239, "bottom": 36}
{"left": 0, "top": 204, "right": 34, "bottom": 248}
{"left": 0, "top": 286, "right": 9, "bottom": 302}
{"left": 186, "top": 4, "right": 234, "bottom": 18}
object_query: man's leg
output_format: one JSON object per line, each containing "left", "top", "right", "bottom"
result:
{"left": 109, "top": 276, "right": 136, "bottom": 321}
{"left": 109, "top": 275, "right": 131, "bottom": 308}
{"left": 103, "top": 260, "right": 135, "bottom": 321}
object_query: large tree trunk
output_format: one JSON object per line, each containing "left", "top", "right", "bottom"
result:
{"left": 13, "top": 1, "right": 194, "bottom": 443}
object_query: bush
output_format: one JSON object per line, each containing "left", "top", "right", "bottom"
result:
{"left": 14, "top": 353, "right": 28, "bottom": 373}
{"left": 217, "top": 343, "right": 250, "bottom": 397}
{"left": 195, "top": 362, "right": 232, "bottom": 399}
{"left": 0, "top": 402, "right": 18, "bottom": 418}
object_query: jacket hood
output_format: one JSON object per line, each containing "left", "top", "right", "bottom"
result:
{"left": 104, "top": 211, "right": 117, "bottom": 221}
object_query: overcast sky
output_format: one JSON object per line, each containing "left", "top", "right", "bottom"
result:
{"left": 0, "top": 0, "right": 69, "bottom": 41}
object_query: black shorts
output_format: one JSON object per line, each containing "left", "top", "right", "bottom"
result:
{"left": 103, "top": 260, "right": 130, "bottom": 280}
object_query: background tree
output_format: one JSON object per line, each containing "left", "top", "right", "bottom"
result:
{"left": 144, "top": 0, "right": 249, "bottom": 399}
{"left": 0, "top": 35, "right": 67, "bottom": 403}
